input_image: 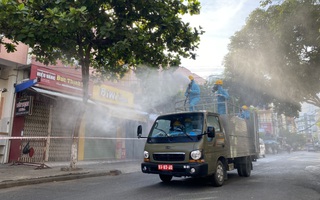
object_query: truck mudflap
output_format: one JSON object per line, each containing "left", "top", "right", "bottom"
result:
{"left": 141, "top": 162, "right": 208, "bottom": 177}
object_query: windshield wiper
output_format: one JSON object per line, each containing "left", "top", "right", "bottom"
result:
{"left": 154, "top": 128, "right": 171, "bottom": 138}
{"left": 181, "top": 132, "right": 193, "bottom": 141}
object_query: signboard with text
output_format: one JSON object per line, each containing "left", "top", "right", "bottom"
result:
{"left": 92, "top": 85, "right": 134, "bottom": 108}
{"left": 259, "top": 122, "right": 273, "bottom": 135}
{"left": 15, "top": 96, "right": 33, "bottom": 116}
{"left": 30, "top": 65, "right": 83, "bottom": 95}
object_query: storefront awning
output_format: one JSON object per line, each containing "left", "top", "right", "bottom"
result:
{"left": 15, "top": 78, "right": 39, "bottom": 93}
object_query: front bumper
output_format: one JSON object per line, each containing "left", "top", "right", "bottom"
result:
{"left": 141, "top": 162, "right": 208, "bottom": 177}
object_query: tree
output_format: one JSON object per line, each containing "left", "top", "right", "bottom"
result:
{"left": 0, "top": 0, "right": 203, "bottom": 168}
{"left": 223, "top": 0, "right": 320, "bottom": 117}
{"left": 0, "top": 0, "right": 203, "bottom": 102}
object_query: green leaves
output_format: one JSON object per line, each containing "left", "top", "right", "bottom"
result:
{"left": 17, "top": 2, "right": 24, "bottom": 10}
{"left": 224, "top": 0, "right": 320, "bottom": 115}
{"left": 4, "top": 43, "right": 16, "bottom": 53}
{"left": 0, "top": 0, "right": 202, "bottom": 102}
{"left": 1, "top": 0, "right": 9, "bottom": 5}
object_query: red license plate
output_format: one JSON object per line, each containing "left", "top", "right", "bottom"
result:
{"left": 158, "top": 164, "right": 173, "bottom": 171}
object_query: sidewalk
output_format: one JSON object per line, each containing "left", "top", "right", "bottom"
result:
{"left": 0, "top": 159, "right": 142, "bottom": 189}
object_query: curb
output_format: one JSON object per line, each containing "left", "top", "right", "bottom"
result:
{"left": 0, "top": 170, "right": 122, "bottom": 189}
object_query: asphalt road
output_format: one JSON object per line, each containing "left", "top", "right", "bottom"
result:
{"left": 0, "top": 151, "right": 319, "bottom": 200}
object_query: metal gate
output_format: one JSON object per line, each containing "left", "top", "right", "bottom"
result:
{"left": 19, "top": 95, "right": 80, "bottom": 162}
{"left": 48, "top": 98, "right": 79, "bottom": 161}
{"left": 19, "top": 100, "right": 50, "bottom": 163}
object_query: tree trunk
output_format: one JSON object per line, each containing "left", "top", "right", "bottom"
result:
{"left": 69, "top": 106, "right": 85, "bottom": 169}
{"left": 69, "top": 60, "right": 90, "bottom": 169}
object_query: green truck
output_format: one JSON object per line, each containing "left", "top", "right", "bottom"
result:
{"left": 137, "top": 109, "right": 259, "bottom": 187}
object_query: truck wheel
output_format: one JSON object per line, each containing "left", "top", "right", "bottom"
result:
{"left": 237, "top": 166, "right": 243, "bottom": 177}
{"left": 212, "top": 161, "right": 224, "bottom": 187}
{"left": 241, "top": 157, "right": 252, "bottom": 177}
{"left": 159, "top": 174, "right": 172, "bottom": 183}
{"left": 237, "top": 157, "right": 252, "bottom": 177}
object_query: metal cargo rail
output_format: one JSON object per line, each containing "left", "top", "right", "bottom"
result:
{"left": 175, "top": 95, "right": 241, "bottom": 115}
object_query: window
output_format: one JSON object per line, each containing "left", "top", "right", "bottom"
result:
{"left": 207, "top": 115, "right": 221, "bottom": 132}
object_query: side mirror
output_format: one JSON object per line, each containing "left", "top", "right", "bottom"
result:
{"left": 137, "top": 125, "right": 142, "bottom": 138}
{"left": 207, "top": 126, "right": 215, "bottom": 138}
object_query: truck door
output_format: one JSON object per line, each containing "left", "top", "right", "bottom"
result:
{"left": 205, "top": 115, "right": 226, "bottom": 173}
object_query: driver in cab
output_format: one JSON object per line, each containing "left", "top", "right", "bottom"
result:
{"left": 170, "top": 119, "right": 197, "bottom": 137}
{"left": 169, "top": 120, "right": 184, "bottom": 136}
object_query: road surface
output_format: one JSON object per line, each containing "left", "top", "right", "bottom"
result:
{"left": 0, "top": 151, "right": 319, "bottom": 200}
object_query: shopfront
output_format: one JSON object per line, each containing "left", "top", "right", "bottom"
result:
{"left": 9, "top": 65, "right": 147, "bottom": 163}
{"left": 79, "top": 84, "right": 147, "bottom": 161}
{"left": 9, "top": 64, "right": 83, "bottom": 163}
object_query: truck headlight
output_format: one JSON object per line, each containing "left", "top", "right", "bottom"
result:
{"left": 190, "top": 150, "right": 201, "bottom": 160}
{"left": 144, "top": 151, "right": 149, "bottom": 159}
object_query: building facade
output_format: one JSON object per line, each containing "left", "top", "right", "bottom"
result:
{"left": 1, "top": 40, "right": 148, "bottom": 164}
{"left": 0, "top": 40, "right": 30, "bottom": 163}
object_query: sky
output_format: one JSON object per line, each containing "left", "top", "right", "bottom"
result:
{"left": 180, "top": 0, "right": 261, "bottom": 79}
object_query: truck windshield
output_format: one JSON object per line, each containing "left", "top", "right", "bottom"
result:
{"left": 148, "top": 113, "right": 204, "bottom": 143}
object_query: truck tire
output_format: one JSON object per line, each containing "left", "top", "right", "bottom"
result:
{"left": 237, "top": 166, "right": 244, "bottom": 177}
{"left": 212, "top": 161, "right": 224, "bottom": 187}
{"left": 159, "top": 174, "right": 172, "bottom": 183}
{"left": 238, "top": 157, "right": 252, "bottom": 177}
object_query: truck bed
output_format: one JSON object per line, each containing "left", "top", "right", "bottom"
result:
{"left": 220, "top": 115, "right": 259, "bottom": 158}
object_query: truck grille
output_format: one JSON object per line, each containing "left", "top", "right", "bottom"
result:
{"left": 153, "top": 153, "right": 185, "bottom": 161}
